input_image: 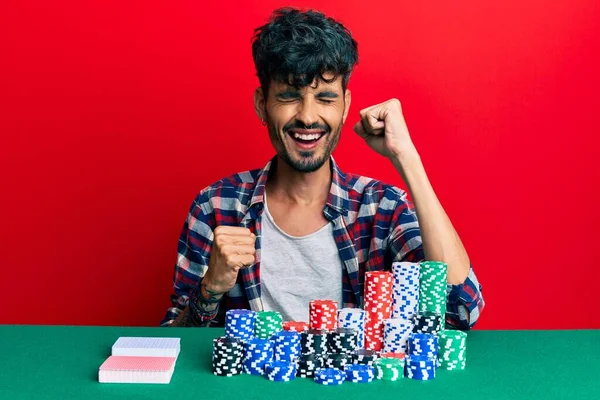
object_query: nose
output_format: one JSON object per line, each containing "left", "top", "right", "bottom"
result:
{"left": 296, "top": 96, "right": 319, "bottom": 128}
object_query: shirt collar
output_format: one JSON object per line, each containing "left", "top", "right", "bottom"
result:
{"left": 249, "top": 155, "right": 349, "bottom": 217}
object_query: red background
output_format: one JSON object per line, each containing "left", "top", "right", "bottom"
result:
{"left": 1, "top": 0, "right": 599, "bottom": 329}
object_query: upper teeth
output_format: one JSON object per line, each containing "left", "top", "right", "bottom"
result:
{"left": 294, "top": 132, "right": 321, "bottom": 140}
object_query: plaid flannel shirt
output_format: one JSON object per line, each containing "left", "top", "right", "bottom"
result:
{"left": 161, "top": 156, "right": 484, "bottom": 329}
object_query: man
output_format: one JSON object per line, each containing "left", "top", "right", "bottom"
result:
{"left": 161, "top": 7, "right": 484, "bottom": 329}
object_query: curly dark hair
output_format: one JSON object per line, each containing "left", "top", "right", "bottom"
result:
{"left": 251, "top": 7, "right": 359, "bottom": 100}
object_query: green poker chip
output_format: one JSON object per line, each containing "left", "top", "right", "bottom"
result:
{"left": 437, "top": 329, "right": 467, "bottom": 370}
{"left": 254, "top": 311, "right": 283, "bottom": 339}
{"left": 418, "top": 261, "right": 448, "bottom": 324}
{"left": 375, "top": 357, "right": 404, "bottom": 381}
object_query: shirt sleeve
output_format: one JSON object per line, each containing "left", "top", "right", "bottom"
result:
{"left": 445, "top": 265, "right": 485, "bottom": 330}
{"left": 160, "top": 190, "right": 218, "bottom": 326}
{"left": 386, "top": 194, "right": 485, "bottom": 330}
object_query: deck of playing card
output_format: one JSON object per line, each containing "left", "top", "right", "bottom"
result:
{"left": 98, "top": 337, "right": 181, "bottom": 384}
{"left": 112, "top": 337, "right": 180, "bottom": 357}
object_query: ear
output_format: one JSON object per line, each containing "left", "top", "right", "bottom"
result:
{"left": 254, "top": 87, "right": 267, "bottom": 122}
{"left": 342, "top": 89, "right": 352, "bottom": 125}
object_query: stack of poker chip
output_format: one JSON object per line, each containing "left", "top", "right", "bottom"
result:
{"left": 301, "top": 329, "right": 328, "bottom": 355}
{"left": 374, "top": 357, "right": 404, "bottom": 381}
{"left": 337, "top": 308, "right": 366, "bottom": 348}
{"left": 344, "top": 364, "right": 375, "bottom": 383}
{"left": 437, "top": 329, "right": 467, "bottom": 370}
{"left": 243, "top": 338, "right": 273, "bottom": 375}
{"left": 309, "top": 300, "right": 338, "bottom": 330}
{"left": 418, "top": 261, "right": 448, "bottom": 325}
{"left": 407, "top": 333, "right": 439, "bottom": 359}
{"left": 254, "top": 311, "right": 283, "bottom": 339}
{"left": 352, "top": 349, "right": 378, "bottom": 366}
{"left": 296, "top": 354, "right": 324, "bottom": 378}
{"left": 405, "top": 355, "right": 436, "bottom": 380}
{"left": 412, "top": 311, "right": 443, "bottom": 334}
{"left": 212, "top": 337, "right": 244, "bottom": 376}
{"left": 327, "top": 328, "right": 359, "bottom": 354}
{"left": 264, "top": 360, "right": 297, "bottom": 382}
{"left": 225, "top": 309, "right": 256, "bottom": 340}
{"left": 282, "top": 321, "right": 309, "bottom": 332}
{"left": 364, "top": 271, "right": 393, "bottom": 351}
{"left": 324, "top": 353, "right": 352, "bottom": 369}
{"left": 272, "top": 331, "right": 301, "bottom": 362}
{"left": 383, "top": 318, "right": 413, "bottom": 353}
{"left": 391, "top": 262, "right": 420, "bottom": 321}
{"left": 314, "top": 368, "right": 345, "bottom": 385}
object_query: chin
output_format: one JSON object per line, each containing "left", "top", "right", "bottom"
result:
{"left": 282, "top": 152, "right": 328, "bottom": 173}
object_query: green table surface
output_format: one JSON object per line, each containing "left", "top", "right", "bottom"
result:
{"left": 0, "top": 326, "right": 598, "bottom": 400}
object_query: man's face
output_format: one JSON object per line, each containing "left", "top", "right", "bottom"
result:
{"left": 258, "top": 72, "right": 351, "bottom": 173}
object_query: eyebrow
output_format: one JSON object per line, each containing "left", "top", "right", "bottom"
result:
{"left": 276, "top": 90, "right": 339, "bottom": 99}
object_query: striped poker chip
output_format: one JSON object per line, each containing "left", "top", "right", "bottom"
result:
{"left": 225, "top": 309, "right": 256, "bottom": 341}
{"left": 324, "top": 353, "right": 352, "bottom": 369}
{"left": 309, "top": 300, "right": 338, "bottom": 330}
{"left": 412, "top": 312, "right": 443, "bottom": 334}
{"left": 254, "top": 311, "right": 283, "bottom": 339}
{"left": 383, "top": 318, "right": 413, "bottom": 353}
{"left": 337, "top": 308, "right": 366, "bottom": 348}
{"left": 264, "top": 360, "right": 297, "bottom": 382}
{"left": 301, "top": 329, "right": 328, "bottom": 355}
{"left": 314, "top": 368, "right": 345, "bottom": 385}
{"left": 437, "top": 329, "right": 467, "bottom": 370}
{"left": 327, "top": 328, "right": 359, "bottom": 354}
{"left": 391, "top": 262, "right": 420, "bottom": 321}
{"left": 296, "top": 354, "right": 324, "bottom": 378}
{"left": 418, "top": 262, "right": 448, "bottom": 322}
{"left": 374, "top": 357, "right": 404, "bottom": 381}
{"left": 344, "top": 364, "right": 375, "bottom": 383}
{"left": 243, "top": 338, "right": 273, "bottom": 375}
{"left": 407, "top": 333, "right": 439, "bottom": 359}
{"left": 405, "top": 355, "right": 437, "bottom": 380}
{"left": 353, "top": 349, "right": 378, "bottom": 365}
{"left": 272, "top": 330, "right": 301, "bottom": 362}
{"left": 364, "top": 271, "right": 393, "bottom": 351}
{"left": 212, "top": 336, "right": 244, "bottom": 376}
{"left": 282, "top": 321, "right": 309, "bottom": 332}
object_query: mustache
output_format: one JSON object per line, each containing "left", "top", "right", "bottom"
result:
{"left": 283, "top": 121, "right": 330, "bottom": 133}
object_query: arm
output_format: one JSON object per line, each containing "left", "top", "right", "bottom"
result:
{"left": 160, "top": 191, "right": 222, "bottom": 327}
{"left": 386, "top": 194, "right": 485, "bottom": 329}
{"left": 354, "top": 98, "right": 484, "bottom": 329}
{"left": 391, "top": 152, "right": 485, "bottom": 329}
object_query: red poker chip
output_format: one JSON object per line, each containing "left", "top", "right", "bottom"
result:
{"left": 282, "top": 321, "right": 309, "bottom": 332}
{"left": 379, "top": 352, "right": 406, "bottom": 360}
{"left": 309, "top": 300, "right": 338, "bottom": 330}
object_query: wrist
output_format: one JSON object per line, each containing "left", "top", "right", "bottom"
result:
{"left": 200, "top": 282, "right": 225, "bottom": 302}
{"left": 390, "top": 147, "right": 420, "bottom": 169}
{"left": 201, "top": 274, "right": 227, "bottom": 298}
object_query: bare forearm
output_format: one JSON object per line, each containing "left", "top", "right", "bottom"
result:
{"left": 392, "top": 152, "right": 470, "bottom": 285}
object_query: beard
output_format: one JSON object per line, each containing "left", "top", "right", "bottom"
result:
{"left": 269, "top": 120, "right": 342, "bottom": 173}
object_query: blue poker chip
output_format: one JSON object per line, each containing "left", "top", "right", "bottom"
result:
{"left": 243, "top": 337, "right": 273, "bottom": 375}
{"left": 264, "top": 361, "right": 297, "bottom": 382}
{"left": 405, "top": 355, "right": 437, "bottom": 380}
{"left": 344, "top": 364, "right": 375, "bottom": 383}
{"left": 314, "top": 368, "right": 345, "bottom": 385}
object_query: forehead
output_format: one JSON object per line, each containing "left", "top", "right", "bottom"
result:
{"left": 270, "top": 72, "right": 342, "bottom": 93}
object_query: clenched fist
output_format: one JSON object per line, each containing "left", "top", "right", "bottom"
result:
{"left": 202, "top": 226, "right": 256, "bottom": 296}
{"left": 353, "top": 98, "right": 418, "bottom": 161}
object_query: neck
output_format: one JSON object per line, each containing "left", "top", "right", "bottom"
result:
{"left": 267, "top": 156, "right": 332, "bottom": 206}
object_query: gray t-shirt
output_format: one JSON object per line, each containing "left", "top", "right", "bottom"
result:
{"left": 259, "top": 192, "right": 344, "bottom": 321}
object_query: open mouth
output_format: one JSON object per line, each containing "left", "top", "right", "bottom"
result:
{"left": 287, "top": 130, "right": 327, "bottom": 145}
